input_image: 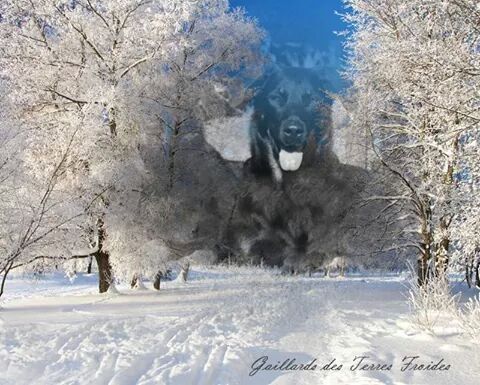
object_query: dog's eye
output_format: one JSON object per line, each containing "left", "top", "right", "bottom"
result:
{"left": 269, "top": 92, "right": 287, "bottom": 106}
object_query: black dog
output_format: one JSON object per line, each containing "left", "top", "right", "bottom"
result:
{"left": 211, "top": 67, "right": 372, "bottom": 272}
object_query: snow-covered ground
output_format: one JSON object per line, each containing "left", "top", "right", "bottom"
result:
{"left": 0, "top": 267, "right": 478, "bottom": 385}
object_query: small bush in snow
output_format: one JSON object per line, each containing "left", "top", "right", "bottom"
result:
{"left": 407, "top": 275, "right": 459, "bottom": 333}
{"left": 456, "top": 295, "right": 480, "bottom": 339}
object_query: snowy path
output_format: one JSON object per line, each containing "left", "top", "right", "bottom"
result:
{"left": 0, "top": 269, "right": 478, "bottom": 385}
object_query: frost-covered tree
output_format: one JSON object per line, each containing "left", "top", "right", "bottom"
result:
{"left": 0, "top": 0, "right": 175, "bottom": 292}
{"left": 451, "top": 134, "right": 480, "bottom": 288}
{"left": 0, "top": 80, "right": 101, "bottom": 298}
{"left": 1, "top": 0, "right": 264, "bottom": 293}
{"left": 343, "top": 0, "right": 480, "bottom": 284}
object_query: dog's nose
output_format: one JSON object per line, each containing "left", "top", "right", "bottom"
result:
{"left": 284, "top": 126, "right": 304, "bottom": 137}
{"left": 284, "top": 116, "right": 306, "bottom": 136}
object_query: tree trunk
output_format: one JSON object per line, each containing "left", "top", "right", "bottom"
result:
{"left": 179, "top": 263, "right": 190, "bottom": 282}
{"left": 87, "top": 256, "right": 93, "bottom": 274}
{"left": 93, "top": 221, "right": 112, "bottom": 293}
{"left": 130, "top": 273, "right": 138, "bottom": 289}
{"left": 434, "top": 134, "right": 457, "bottom": 278}
{"left": 434, "top": 247, "right": 449, "bottom": 278}
{"left": 153, "top": 271, "right": 161, "bottom": 290}
{"left": 108, "top": 107, "right": 117, "bottom": 136}
{"left": 475, "top": 261, "right": 480, "bottom": 289}
{"left": 466, "top": 264, "right": 472, "bottom": 288}
{"left": 0, "top": 260, "right": 14, "bottom": 299}
{"left": 0, "top": 272, "right": 7, "bottom": 299}
{"left": 94, "top": 250, "right": 112, "bottom": 293}
{"left": 417, "top": 251, "right": 430, "bottom": 287}
{"left": 167, "top": 120, "right": 181, "bottom": 191}
{"left": 435, "top": 217, "right": 451, "bottom": 277}
{"left": 418, "top": 204, "right": 433, "bottom": 286}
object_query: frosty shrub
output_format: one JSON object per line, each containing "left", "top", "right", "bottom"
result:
{"left": 407, "top": 273, "right": 459, "bottom": 333}
{"left": 456, "top": 295, "right": 480, "bottom": 339}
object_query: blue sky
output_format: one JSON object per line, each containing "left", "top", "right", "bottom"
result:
{"left": 230, "top": 0, "right": 348, "bottom": 90}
